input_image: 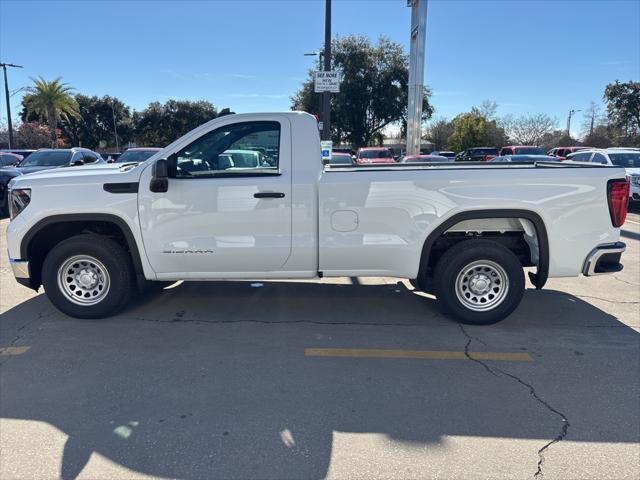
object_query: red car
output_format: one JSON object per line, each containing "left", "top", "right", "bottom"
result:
{"left": 547, "top": 146, "right": 591, "bottom": 160}
{"left": 355, "top": 147, "right": 396, "bottom": 164}
{"left": 499, "top": 146, "right": 546, "bottom": 157}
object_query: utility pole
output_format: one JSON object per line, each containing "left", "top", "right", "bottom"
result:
{"left": 406, "top": 0, "right": 428, "bottom": 156}
{"left": 590, "top": 111, "right": 595, "bottom": 136}
{"left": 1, "top": 62, "right": 24, "bottom": 149}
{"left": 110, "top": 99, "right": 119, "bottom": 151}
{"left": 321, "top": 0, "right": 332, "bottom": 141}
{"left": 567, "top": 109, "right": 580, "bottom": 137}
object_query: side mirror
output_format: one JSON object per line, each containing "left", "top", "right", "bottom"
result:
{"left": 150, "top": 158, "right": 169, "bottom": 193}
{"left": 72, "top": 159, "right": 85, "bottom": 166}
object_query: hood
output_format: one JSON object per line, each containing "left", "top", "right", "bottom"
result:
{"left": 9, "top": 162, "right": 146, "bottom": 188}
{"left": 14, "top": 165, "right": 57, "bottom": 175}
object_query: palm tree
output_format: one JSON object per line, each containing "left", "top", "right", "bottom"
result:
{"left": 22, "top": 77, "right": 79, "bottom": 147}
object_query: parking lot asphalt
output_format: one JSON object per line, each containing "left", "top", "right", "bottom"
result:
{"left": 0, "top": 208, "right": 639, "bottom": 480}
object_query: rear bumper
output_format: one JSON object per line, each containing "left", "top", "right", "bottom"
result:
{"left": 582, "top": 242, "right": 626, "bottom": 276}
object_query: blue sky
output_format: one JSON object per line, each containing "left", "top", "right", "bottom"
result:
{"left": 1, "top": 0, "right": 639, "bottom": 137}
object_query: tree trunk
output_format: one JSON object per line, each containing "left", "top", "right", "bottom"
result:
{"left": 47, "top": 107, "right": 57, "bottom": 148}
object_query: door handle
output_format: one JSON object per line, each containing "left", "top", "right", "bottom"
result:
{"left": 254, "top": 192, "right": 285, "bottom": 198}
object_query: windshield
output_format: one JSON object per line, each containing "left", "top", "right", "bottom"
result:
{"left": 116, "top": 150, "right": 159, "bottom": 163}
{"left": 514, "top": 147, "right": 545, "bottom": 155}
{"left": 359, "top": 149, "right": 392, "bottom": 159}
{"left": 19, "top": 150, "right": 71, "bottom": 167}
{"left": 609, "top": 153, "right": 640, "bottom": 168}
{"left": 0, "top": 154, "right": 20, "bottom": 166}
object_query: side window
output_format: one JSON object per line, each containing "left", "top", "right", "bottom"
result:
{"left": 70, "top": 151, "right": 84, "bottom": 164}
{"left": 571, "top": 152, "right": 591, "bottom": 161}
{"left": 591, "top": 153, "right": 607, "bottom": 164}
{"left": 83, "top": 152, "right": 99, "bottom": 163}
{"left": 170, "top": 121, "right": 280, "bottom": 178}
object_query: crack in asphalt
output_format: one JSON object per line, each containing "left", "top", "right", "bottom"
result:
{"left": 458, "top": 324, "right": 570, "bottom": 479}
{"left": 135, "top": 316, "right": 445, "bottom": 327}
{"left": 537, "top": 290, "right": 640, "bottom": 305}
{"left": 612, "top": 275, "right": 640, "bottom": 287}
{"left": 0, "top": 310, "right": 55, "bottom": 366}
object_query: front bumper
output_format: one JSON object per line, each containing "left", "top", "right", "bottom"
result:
{"left": 9, "top": 257, "right": 35, "bottom": 289}
{"left": 582, "top": 242, "right": 626, "bottom": 276}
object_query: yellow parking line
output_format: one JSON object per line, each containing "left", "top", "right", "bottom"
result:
{"left": 0, "top": 346, "right": 30, "bottom": 356}
{"left": 305, "top": 348, "right": 533, "bottom": 362}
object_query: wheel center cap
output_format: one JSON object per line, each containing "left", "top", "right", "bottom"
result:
{"left": 77, "top": 270, "right": 96, "bottom": 288}
{"left": 470, "top": 275, "right": 491, "bottom": 294}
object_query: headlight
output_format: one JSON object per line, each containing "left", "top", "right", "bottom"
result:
{"left": 8, "top": 188, "right": 31, "bottom": 220}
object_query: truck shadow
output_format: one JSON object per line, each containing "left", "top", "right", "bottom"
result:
{"left": 0, "top": 281, "right": 638, "bottom": 479}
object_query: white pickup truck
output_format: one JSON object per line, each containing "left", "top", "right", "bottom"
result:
{"left": 6, "top": 112, "right": 630, "bottom": 324}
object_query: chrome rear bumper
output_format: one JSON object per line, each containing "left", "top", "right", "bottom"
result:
{"left": 582, "top": 242, "right": 626, "bottom": 276}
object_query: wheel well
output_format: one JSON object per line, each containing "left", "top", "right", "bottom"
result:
{"left": 25, "top": 220, "right": 140, "bottom": 290}
{"left": 416, "top": 211, "right": 549, "bottom": 291}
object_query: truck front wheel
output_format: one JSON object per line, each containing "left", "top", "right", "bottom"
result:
{"left": 42, "top": 234, "right": 134, "bottom": 319}
{"left": 433, "top": 239, "right": 525, "bottom": 325}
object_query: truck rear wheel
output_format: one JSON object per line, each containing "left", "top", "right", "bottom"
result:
{"left": 433, "top": 239, "right": 524, "bottom": 325}
{"left": 42, "top": 234, "right": 134, "bottom": 319}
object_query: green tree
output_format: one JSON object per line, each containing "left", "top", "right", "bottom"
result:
{"left": 134, "top": 99, "right": 218, "bottom": 146}
{"left": 21, "top": 77, "right": 79, "bottom": 147}
{"left": 424, "top": 117, "right": 453, "bottom": 151}
{"left": 58, "top": 94, "right": 133, "bottom": 149}
{"left": 448, "top": 110, "right": 497, "bottom": 151}
{"left": 291, "top": 35, "right": 433, "bottom": 146}
{"left": 603, "top": 80, "right": 640, "bottom": 142}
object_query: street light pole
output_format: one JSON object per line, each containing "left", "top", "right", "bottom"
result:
{"left": 321, "top": 0, "right": 332, "bottom": 141}
{"left": 567, "top": 109, "right": 580, "bottom": 137}
{"left": 1, "top": 62, "right": 24, "bottom": 149}
{"left": 406, "top": 0, "right": 428, "bottom": 156}
{"left": 304, "top": 51, "right": 324, "bottom": 124}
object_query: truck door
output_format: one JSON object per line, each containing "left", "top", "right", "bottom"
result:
{"left": 138, "top": 118, "right": 292, "bottom": 276}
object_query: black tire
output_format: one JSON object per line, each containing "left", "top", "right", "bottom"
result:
{"left": 433, "top": 239, "right": 525, "bottom": 325}
{"left": 42, "top": 234, "right": 135, "bottom": 319}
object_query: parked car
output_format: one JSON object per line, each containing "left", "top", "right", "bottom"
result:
{"left": 398, "top": 154, "right": 452, "bottom": 163}
{"left": 7, "top": 148, "right": 104, "bottom": 175}
{"left": 456, "top": 147, "right": 499, "bottom": 162}
{"left": 0, "top": 152, "right": 23, "bottom": 167}
{"left": 548, "top": 146, "right": 590, "bottom": 160}
{"left": 0, "top": 168, "right": 22, "bottom": 215}
{"left": 567, "top": 148, "right": 640, "bottom": 201}
{"left": 333, "top": 148, "right": 356, "bottom": 158}
{"left": 356, "top": 147, "right": 396, "bottom": 164}
{"left": 430, "top": 150, "right": 456, "bottom": 159}
{"left": 490, "top": 155, "right": 558, "bottom": 163}
{"left": 328, "top": 153, "right": 355, "bottom": 165}
{"left": 112, "top": 147, "right": 162, "bottom": 163}
{"left": 5, "top": 112, "right": 629, "bottom": 326}
{"left": 499, "top": 146, "right": 546, "bottom": 156}
{"left": 0, "top": 149, "right": 35, "bottom": 159}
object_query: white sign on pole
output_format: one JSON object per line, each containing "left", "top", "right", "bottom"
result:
{"left": 321, "top": 140, "right": 333, "bottom": 162}
{"left": 314, "top": 71, "right": 340, "bottom": 93}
